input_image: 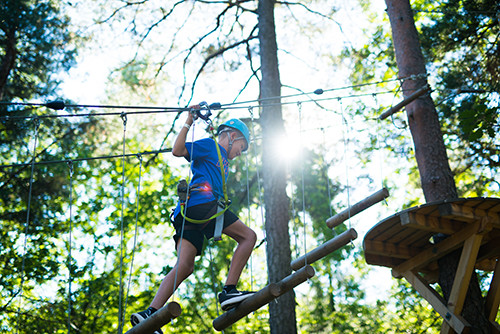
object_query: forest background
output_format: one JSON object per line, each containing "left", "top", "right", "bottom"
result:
{"left": 0, "top": 0, "right": 498, "bottom": 333}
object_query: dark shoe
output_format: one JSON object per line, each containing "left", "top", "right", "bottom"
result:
{"left": 218, "top": 288, "right": 254, "bottom": 311}
{"left": 131, "top": 307, "right": 163, "bottom": 334}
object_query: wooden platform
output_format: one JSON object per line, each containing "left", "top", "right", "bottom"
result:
{"left": 363, "top": 197, "right": 500, "bottom": 333}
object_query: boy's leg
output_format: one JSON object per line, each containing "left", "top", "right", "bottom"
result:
{"left": 149, "top": 238, "right": 198, "bottom": 309}
{"left": 222, "top": 220, "right": 257, "bottom": 286}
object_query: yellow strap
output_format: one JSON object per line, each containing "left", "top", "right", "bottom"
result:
{"left": 212, "top": 132, "right": 229, "bottom": 204}
{"left": 180, "top": 203, "right": 229, "bottom": 224}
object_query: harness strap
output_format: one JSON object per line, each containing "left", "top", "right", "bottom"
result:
{"left": 179, "top": 130, "right": 230, "bottom": 238}
{"left": 179, "top": 201, "right": 228, "bottom": 224}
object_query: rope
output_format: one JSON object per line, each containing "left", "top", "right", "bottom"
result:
{"left": 208, "top": 245, "right": 221, "bottom": 318}
{"left": 298, "top": 102, "right": 308, "bottom": 265}
{"left": 123, "top": 154, "right": 144, "bottom": 325}
{"left": 321, "top": 128, "right": 333, "bottom": 219}
{"left": 289, "top": 167, "right": 300, "bottom": 259}
{"left": 248, "top": 107, "right": 267, "bottom": 252}
{"left": 173, "top": 121, "right": 197, "bottom": 301}
{"left": 16, "top": 117, "right": 40, "bottom": 334}
{"left": 67, "top": 161, "right": 74, "bottom": 334}
{"left": 372, "top": 93, "right": 387, "bottom": 192}
{"left": 339, "top": 100, "right": 352, "bottom": 231}
{"left": 244, "top": 153, "right": 254, "bottom": 291}
{"left": 118, "top": 112, "right": 127, "bottom": 334}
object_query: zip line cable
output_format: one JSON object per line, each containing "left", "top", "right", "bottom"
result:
{"left": 0, "top": 74, "right": 425, "bottom": 121}
{"left": 0, "top": 148, "right": 172, "bottom": 169}
{"left": 219, "top": 76, "right": 416, "bottom": 108}
{"left": 0, "top": 90, "right": 397, "bottom": 120}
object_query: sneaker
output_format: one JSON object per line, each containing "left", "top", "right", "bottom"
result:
{"left": 131, "top": 307, "right": 163, "bottom": 334}
{"left": 218, "top": 288, "right": 255, "bottom": 311}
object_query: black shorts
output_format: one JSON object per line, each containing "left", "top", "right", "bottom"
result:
{"left": 173, "top": 200, "right": 239, "bottom": 256}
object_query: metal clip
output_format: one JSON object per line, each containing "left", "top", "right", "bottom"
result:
{"left": 177, "top": 179, "right": 188, "bottom": 202}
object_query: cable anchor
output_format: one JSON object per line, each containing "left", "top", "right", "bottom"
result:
{"left": 120, "top": 112, "right": 128, "bottom": 126}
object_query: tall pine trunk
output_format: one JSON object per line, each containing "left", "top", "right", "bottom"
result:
{"left": 258, "top": 0, "right": 297, "bottom": 333}
{"left": 385, "top": 0, "right": 490, "bottom": 332}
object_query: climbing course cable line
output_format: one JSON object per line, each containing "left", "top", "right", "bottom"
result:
{"left": 0, "top": 148, "right": 172, "bottom": 169}
{"left": 0, "top": 75, "right": 423, "bottom": 122}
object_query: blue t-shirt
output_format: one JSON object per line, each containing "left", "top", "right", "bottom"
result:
{"left": 173, "top": 138, "right": 229, "bottom": 218}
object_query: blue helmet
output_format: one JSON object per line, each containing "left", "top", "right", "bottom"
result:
{"left": 217, "top": 119, "right": 250, "bottom": 151}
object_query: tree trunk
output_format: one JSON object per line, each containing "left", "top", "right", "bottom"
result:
{"left": 258, "top": 0, "right": 297, "bottom": 333}
{"left": 0, "top": 29, "right": 17, "bottom": 100}
{"left": 385, "top": 0, "right": 490, "bottom": 332}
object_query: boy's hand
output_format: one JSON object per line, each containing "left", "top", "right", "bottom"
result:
{"left": 188, "top": 104, "right": 200, "bottom": 122}
{"left": 186, "top": 106, "right": 197, "bottom": 124}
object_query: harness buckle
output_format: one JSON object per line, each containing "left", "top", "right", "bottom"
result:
{"left": 177, "top": 179, "right": 188, "bottom": 202}
{"left": 217, "top": 198, "right": 231, "bottom": 209}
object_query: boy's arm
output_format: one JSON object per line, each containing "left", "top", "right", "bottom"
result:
{"left": 172, "top": 111, "right": 195, "bottom": 158}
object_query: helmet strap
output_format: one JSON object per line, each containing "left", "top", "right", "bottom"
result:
{"left": 225, "top": 131, "right": 234, "bottom": 156}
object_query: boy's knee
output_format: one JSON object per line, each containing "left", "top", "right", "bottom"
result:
{"left": 247, "top": 228, "right": 257, "bottom": 246}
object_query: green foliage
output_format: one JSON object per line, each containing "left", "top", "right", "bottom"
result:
{"left": 415, "top": 0, "right": 500, "bottom": 197}
{"left": 0, "top": 0, "right": 77, "bottom": 100}
{"left": 346, "top": 0, "right": 499, "bottom": 198}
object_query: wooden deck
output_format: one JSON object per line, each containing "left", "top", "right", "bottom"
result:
{"left": 363, "top": 197, "right": 500, "bottom": 333}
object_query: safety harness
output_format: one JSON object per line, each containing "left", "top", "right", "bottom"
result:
{"left": 178, "top": 122, "right": 231, "bottom": 241}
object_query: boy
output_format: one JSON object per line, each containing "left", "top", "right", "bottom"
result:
{"left": 131, "top": 110, "right": 257, "bottom": 333}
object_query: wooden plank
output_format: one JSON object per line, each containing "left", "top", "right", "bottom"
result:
{"left": 364, "top": 218, "right": 401, "bottom": 242}
{"left": 326, "top": 188, "right": 389, "bottom": 229}
{"left": 401, "top": 270, "right": 470, "bottom": 333}
{"left": 485, "top": 260, "right": 500, "bottom": 322}
{"left": 291, "top": 228, "right": 357, "bottom": 271}
{"left": 385, "top": 225, "right": 424, "bottom": 245}
{"left": 401, "top": 229, "right": 433, "bottom": 249}
{"left": 392, "top": 221, "right": 482, "bottom": 278}
{"left": 213, "top": 265, "right": 315, "bottom": 331}
{"left": 126, "top": 302, "right": 181, "bottom": 334}
{"left": 400, "top": 212, "right": 466, "bottom": 235}
{"left": 446, "top": 232, "right": 484, "bottom": 315}
{"left": 439, "top": 203, "right": 500, "bottom": 225}
{"left": 371, "top": 222, "right": 406, "bottom": 244}
{"left": 466, "top": 198, "right": 500, "bottom": 212}
{"left": 363, "top": 239, "right": 422, "bottom": 259}
{"left": 364, "top": 253, "right": 405, "bottom": 268}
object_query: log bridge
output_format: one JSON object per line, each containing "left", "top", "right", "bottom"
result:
{"left": 213, "top": 188, "right": 389, "bottom": 330}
